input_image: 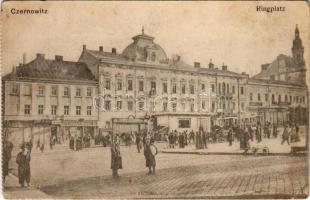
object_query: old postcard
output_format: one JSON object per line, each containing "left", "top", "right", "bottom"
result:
{"left": 1, "top": 1, "right": 309, "bottom": 199}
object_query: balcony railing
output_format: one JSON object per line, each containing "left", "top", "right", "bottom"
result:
{"left": 271, "top": 101, "right": 291, "bottom": 106}
{"left": 249, "top": 102, "right": 263, "bottom": 106}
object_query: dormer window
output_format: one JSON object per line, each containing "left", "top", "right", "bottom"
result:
{"left": 151, "top": 52, "right": 156, "bottom": 61}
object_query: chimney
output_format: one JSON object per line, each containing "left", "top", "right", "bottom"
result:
{"left": 55, "top": 55, "right": 63, "bottom": 62}
{"left": 261, "top": 64, "right": 269, "bottom": 71}
{"left": 83, "top": 44, "right": 86, "bottom": 51}
{"left": 194, "top": 62, "right": 200, "bottom": 68}
{"left": 208, "top": 59, "right": 214, "bottom": 69}
{"left": 112, "top": 48, "right": 117, "bottom": 54}
{"left": 209, "top": 63, "right": 214, "bottom": 69}
{"left": 12, "top": 66, "right": 16, "bottom": 73}
{"left": 222, "top": 64, "right": 227, "bottom": 71}
{"left": 23, "top": 53, "right": 26, "bottom": 65}
{"left": 99, "top": 46, "right": 103, "bottom": 52}
{"left": 36, "top": 53, "right": 45, "bottom": 59}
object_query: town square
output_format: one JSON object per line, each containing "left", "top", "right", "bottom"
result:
{"left": 1, "top": 1, "right": 309, "bottom": 199}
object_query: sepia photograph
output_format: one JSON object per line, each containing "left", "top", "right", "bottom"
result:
{"left": 1, "top": 1, "right": 309, "bottom": 199}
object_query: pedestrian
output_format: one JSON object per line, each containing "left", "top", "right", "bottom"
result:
{"left": 178, "top": 132, "right": 184, "bottom": 148}
{"left": 247, "top": 125, "right": 253, "bottom": 141}
{"left": 227, "top": 128, "right": 233, "bottom": 146}
{"left": 244, "top": 131, "right": 250, "bottom": 149}
{"left": 239, "top": 128, "right": 245, "bottom": 149}
{"left": 256, "top": 124, "right": 262, "bottom": 143}
{"left": 202, "top": 131, "right": 207, "bottom": 149}
{"left": 16, "top": 144, "right": 31, "bottom": 187}
{"left": 189, "top": 130, "right": 195, "bottom": 144}
{"left": 136, "top": 132, "right": 141, "bottom": 153}
{"left": 111, "top": 136, "right": 122, "bottom": 178}
{"left": 2, "top": 140, "right": 13, "bottom": 184}
{"left": 184, "top": 131, "right": 188, "bottom": 146}
{"left": 164, "top": 133, "right": 169, "bottom": 149}
{"left": 69, "top": 135, "right": 74, "bottom": 150}
{"left": 295, "top": 123, "right": 300, "bottom": 142}
{"left": 49, "top": 136, "right": 54, "bottom": 150}
{"left": 264, "top": 122, "right": 270, "bottom": 139}
{"left": 169, "top": 132, "right": 175, "bottom": 149}
{"left": 290, "top": 125, "right": 296, "bottom": 143}
{"left": 144, "top": 136, "right": 158, "bottom": 175}
{"left": 281, "top": 125, "right": 290, "bottom": 145}
{"left": 272, "top": 124, "right": 278, "bottom": 138}
{"left": 36, "top": 138, "right": 41, "bottom": 150}
{"left": 195, "top": 131, "right": 199, "bottom": 149}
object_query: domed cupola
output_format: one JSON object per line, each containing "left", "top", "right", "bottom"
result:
{"left": 122, "top": 27, "right": 168, "bottom": 64}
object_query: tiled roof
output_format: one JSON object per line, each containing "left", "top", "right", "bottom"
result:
{"left": 3, "top": 55, "right": 96, "bottom": 81}
{"left": 86, "top": 50, "right": 128, "bottom": 62}
{"left": 249, "top": 78, "right": 306, "bottom": 87}
{"left": 199, "top": 67, "right": 245, "bottom": 77}
{"left": 253, "top": 54, "right": 295, "bottom": 79}
{"left": 81, "top": 46, "right": 247, "bottom": 78}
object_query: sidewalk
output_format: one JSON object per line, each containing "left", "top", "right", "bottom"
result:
{"left": 161, "top": 136, "right": 307, "bottom": 155}
{"left": 2, "top": 173, "right": 51, "bottom": 199}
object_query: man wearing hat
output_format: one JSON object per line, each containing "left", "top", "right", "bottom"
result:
{"left": 111, "top": 135, "right": 122, "bottom": 178}
{"left": 281, "top": 124, "right": 290, "bottom": 145}
{"left": 144, "top": 135, "right": 157, "bottom": 175}
{"left": 16, "top": 144, "right": 31, "bottom": 187}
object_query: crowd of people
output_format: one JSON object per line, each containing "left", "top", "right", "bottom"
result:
{"left": 162, "top": 122, "right": 302, "bottom": 151}
{"left": 164, "top": 129, "right": 208, "bottom": 149}
{"left": 2, "top": 121, "right": 303, "bottom": 187}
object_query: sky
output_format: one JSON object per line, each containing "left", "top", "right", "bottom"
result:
{"left": 1, "top": 1, "right": 309, "bottom": 77}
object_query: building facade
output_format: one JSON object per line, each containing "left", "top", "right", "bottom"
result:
{"left": 3, "top": 54, "right": 98, "bottom": 146}
{"left": 78, "top": 32, "right": 251, "bottom": 133}
{"left": 2, "top": 26, "right": 308, "bottom": 143}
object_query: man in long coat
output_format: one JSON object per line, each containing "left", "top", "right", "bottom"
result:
{"left": 16, "top": 145, "right": 31, "bottom": 187}
{"left": 135, "top": 132, "right": 142, "bottom": 153}
{"left": 144, "top": 136, "right": 157, "bottom": 175}
{"left": 2, "top": 140, "right": 13, "bottom": 184}
{"left": 227, "top": 128, "right": 233, "bottom": 146}
{"left": 111, "top": 136, "right": 122, "bottom": 178}
{"left": 281, "top": 125, "right": 290, "bottom": 145}
{"left": 195, "top": 131, "right": 199, "bottom": 149}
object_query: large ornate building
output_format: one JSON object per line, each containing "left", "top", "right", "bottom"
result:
{"left": 2, "top": 26, "right": 308, "bottom": 145}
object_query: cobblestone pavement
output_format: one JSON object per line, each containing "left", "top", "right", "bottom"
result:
{"left": 40, "top": 154, "right": 308, "bottom": 198}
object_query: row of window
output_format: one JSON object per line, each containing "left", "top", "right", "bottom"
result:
{"left": 217, "top": 82, "right": 241, "bottom": 95}
{"left": 104, "top": 79, "right": 245, "bottom": 95}
{"left": 103, "top": 100, "right": 219, "bottom": 113}
{"left": 24, "top": 105, "right": 93, "bottom": 116}
{"left": 249, "top": 92, "right": 306, "bottom": 104}
{"left": 23, "top": 101, "right": 245, "bottom": 115}
{"left": 12, "top": 84, "right": 93, "bottom": 97}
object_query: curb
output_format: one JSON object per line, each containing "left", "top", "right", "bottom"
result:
{"left": 161, "top": 150, "right": 308, "bottom": 156}
{"left": 4, "top": 173, "right": 51, "bottom": 198}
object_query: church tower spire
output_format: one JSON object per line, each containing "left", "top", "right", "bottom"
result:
{"left": 292, "top": 24, "right": 304, "bottom": 66}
